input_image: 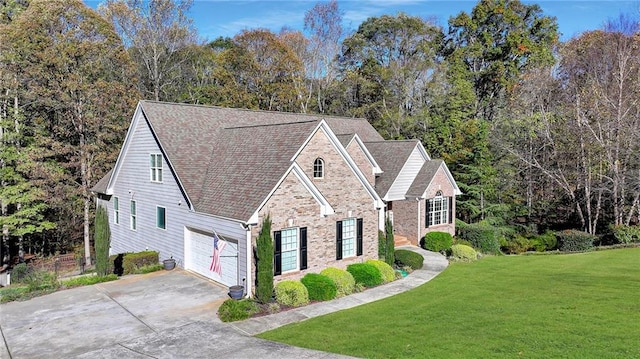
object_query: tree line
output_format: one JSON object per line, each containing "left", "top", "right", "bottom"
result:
{"left": 1, "top": 0, "right": 639, "bottom": 263}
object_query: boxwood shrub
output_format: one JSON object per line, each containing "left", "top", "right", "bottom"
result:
{"left": 365, "top": 259, "right": 395, "bottom": 283}
{"left": 421, "top": 231, "right": 453, "bottom": 253}
{"left": 456, "top": 222, "right": 501, "bottom": 254}
{"left": 122, "top": 251, "right": 159, "bottom": 275}
{"left": 320, "top": 267, "right": 355, "bottom": 297}
{"left": 394, "top": 249, "right": 424, "bottom": 270}
{"left": 451, "top": 244, "right": 477, "bottom": 261}
{"left": 347, "top": 263, "right": 382, "bottom": 288}
{"left": 557, "top": 230, "right": 596, "bottom": 252}
{"left": 301, "top": 273, "right": 337, "bottom": 301}
{"left": 274, "top": 280, "right": 309, "bottom": 307}
{"left": 217, "top": 298, "right": 259, "bottom": 322}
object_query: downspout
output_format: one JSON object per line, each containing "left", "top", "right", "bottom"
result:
{"left": 416, "top": 197, "right": 421, "bottom": 244}
{"left": 244, "top": 223, "right": 252, "bottom": 298}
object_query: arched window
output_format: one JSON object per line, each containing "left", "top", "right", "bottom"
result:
{"left": 313, "top": 158, "right": 324, "bottom": 178}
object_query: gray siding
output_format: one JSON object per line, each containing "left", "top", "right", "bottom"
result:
{"left": 387, "top": 146, "right": 426, "bottom": 200}
{"left": 105, "top": 111, "right": 247, "bottom": 285}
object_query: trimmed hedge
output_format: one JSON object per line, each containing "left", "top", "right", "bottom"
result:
{"left": 365, "top": 259, "right": 395, "bottom": 284}
{"left": 421, "top": 231, "right": 453, "bottom": 253}
{"left": 111, "top": 251, "right": 159, "bottom": 275}
{"left": 557, "top": 230, "right": 596, "bottom": 252}
{"left": 347, "top": 263, "right": 382, "bottom": 288}
{"left": 394, "top": 249, "right": 424, "bottom": 270}
{"left": 217, "top": 298, "right": 259, "bottom": 322}
{"left": 451, "top": 244, "right": 477, "bottom": 261}
{"left": 320, "top": 267, "right": 355, "bottom": 297}
{"left": 301, "top": 273, "right": 337, "bottom": 301}
{"left": 274, "top": 280, "right": 309, "bottom": 307}
{"left": 457, "top": 222, "right": 501, "bottom": 254}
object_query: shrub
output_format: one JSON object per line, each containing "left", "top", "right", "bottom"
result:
{"left": 451, "top": 244, "right": 478, "bottom": 261}
{"left": 500, "top": 235, "right": 532, "bottom": 254}
{"left": 301, "top": 273, "right": 337, "bottom": 301}
{"left": 457, "top": 223, "right": 501, "bottom": 254}
{"left": 610, "top": 225, "right": 640, "bottom": 244}
{"left": 24, "top": 269, "right": 59, "bottom": 292}
{"left": 557, "top": 230, "right": 596, "bottom": 252}
{"left": 421, "top": 231, "right": 453, "bottom": 253}
{"left": 122, "top": 251, "right": 159, "bottom": 275}
{"left": 10, "top": 263, "right": 29, "bottom": 283}
{"left": 94, "top": 205, "right": 111, "bottom": 276}
{"left": 530, "top": 231, "right": 557, "bottom": 252}
{"left": 385, "top": 218, "right": 395, "bottom": 266}
{"left": 134, "top": 264, "right": 164, "bottom": 274}
{"left": 378, "top": 230, "right": 386, "bottom": 259}
{"left": 347, "top": 263, "right": 382, "bottom": 288}
{"left": 365, "top": 259, "right": 395, "bottom": 283}
{"left": 61, "top": 274, "right": 118, "bottom": 288}
{"left": 274, "top": 280, "right": 309, "bottom": 307}
{"left": 320, "top": 267, "right": 355, "bottom": 297}
{"left": 217, "top": 298, "right": 259, "bottom": 322}
{"left": 255, "top": 215, "right": 274, "bottom": 304}
{"left": 394, "top": 249, "right": 424, "bottom": 270}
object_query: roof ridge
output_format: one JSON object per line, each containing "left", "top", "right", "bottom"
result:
{"left": 224, "top": 119, "right": 318, "bottom": 130}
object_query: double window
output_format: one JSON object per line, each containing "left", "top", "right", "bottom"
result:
{"left": 150, "top": 153, "right": 163, "bottom": 183}
{"left": 336, "top": 218, "right": 363, "bottom": 260}
{"left": 426, "top": 191, "right": 451, "bottom": 227}
{"left": 130, "top": 200, "right": 137, "bottom": 230}
{"left": 274, "top": 227, "right": 307, "bottom": 275}
{"left": 113, "top": 197, "right": 120, "bottom": 225}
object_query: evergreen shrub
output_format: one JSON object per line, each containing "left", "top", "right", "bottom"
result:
{"left": 94, "top": 205, "right": 111, "bottom": 276}
{"left": 365, "top": 259, "right": 395, "bottom": 283}
{"left": 610, "top": 225, "right": 640, "bottom": 244}
{"left": 217, "top": 298, "right": 259, "bottom": 322}
{"left": 451, "top": 244, "right": 478, "bottom": 261}
{"left": 255, "top": 215, "right": 274, "bottom": 304}
{"left": 122, "top": 251, "right": 159, "bottom": 275}
{"left": 421, "top": 231, "right": 453, "bottom": 252}
{"left": 301, "top": 273, "right": 337, "bottom": 301}
{"left": 347, "top": 263, "right": 382, "bottom": 287}
{"left": 394, "top": 249, "right": 424, "bottom": 270}
{"left": 274, "top": 280, "right": 309, "bottom": 307}
{"left": 320, "top": 267, "right": 355, "bottom": 297}
{"left": 557, "top": 230, "right": 596, "bottom": 252}
{"left": 457, "top": 223, "right": 501, "bottom": 254}
{"left": 500, "top": 235, "right": 532, "bottom": 254}
{"left": 10, "top": 263, "right": 29, "bottom": 283}
{"left": 530, "top": 231, "right": 557, "bottom": 251}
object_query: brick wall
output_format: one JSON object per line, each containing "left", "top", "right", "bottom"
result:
{"left": 346, "top": 140, "right": 375, "bottom": 187}
{"left": 421, "top": 166, "right": 456, "bottom": 237}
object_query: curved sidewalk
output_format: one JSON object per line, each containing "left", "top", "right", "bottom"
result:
{"left": 230, "top": 246, "right": 449, "bottom": 336}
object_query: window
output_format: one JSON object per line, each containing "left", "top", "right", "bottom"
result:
{"left": 426, "top": 191, "right": 450, "bottom": 227}
{"left": 336, "top": 218, "right": 363, "bottom": 259}
{"left": 113, "top": 197, "right": 119, "bottom": 225}
{"left": 150, "top": 153, "right": 163, "bottom": 182}
{"left": 156, "top": 206, "right": 166, "bottom": 230}
{"left": 273, "top": 227, "right": 307, "bottom": 275}
{"left": 313, "top": 158, "right": 324, "bottom": 178}
{"left": 130, "top": 200, "right": 137, "bottom": 230}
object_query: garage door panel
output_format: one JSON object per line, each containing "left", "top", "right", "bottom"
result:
{"left": 186, "top": 229, "right": 238, "bottom": 287}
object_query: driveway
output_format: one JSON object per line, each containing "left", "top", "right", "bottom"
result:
{"left": 0, "top": 270, "right": 352, "bottom": 359}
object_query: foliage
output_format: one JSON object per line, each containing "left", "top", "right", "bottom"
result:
{"left": 10, "top": 263, "right": 29, "bottom": 282}
{"left": 259, "top": 248, "right": 640, "bottom": 359}
{"left": 133, "top": 264, "right": 164, "bottom": 274}
{"left": 500, "top": 235, "right": 532, "bottom": 254}
{"left": 301, "top": 273, "right": 337, "bottom": 302}
{"left": 365, "top": 259, "right": 395, "bottom": 284}
{"left": 530, "top": 231, "right": 557, "bottom": 252}
{"left": 217, "top": 298, "right": 259, "bottom": 322}
{"left": 378, "top": 230, "right": 386, "bottom": 259}
{"left": 456, "top": 222, "right": 501, "bottom": 254}
{"left": 320, "top": 267, "right": 356, "bottom": 298}
{"left": 394, "top": 249, "right": 424, "bottom": 270}
{"left": 122, "top": 251, "right": 159, "bottom": 275}
{"left": 347, "top": 263, "right": 382, "bottom": 288}
{"left": 24, "top": 268, "right": 59, "bottom": 292}
{"left": 450, "top": 244, "right": 477, "bottom": 262}
{"left": 255, "top": 215, "right": 274, "bottom": 304}
{"left": 557, "top": 230, "right": 596, "bottom": 252}
{"left": 274, "top": 280, "right": 309, "bottom": 307}
{"left": 609, "top": 225, "right": 640, "bottom": 244}
{"left": 421, "top": 231, "right": 453, "bottom": 253}
{"left": 385, "top": 217, "right": 395, "bottom": 266}
{"left": 61, "top": 274, "right": 118, "bottom": 289}
{"left": 94, "top": 205, "right": 111, "bottom": 276}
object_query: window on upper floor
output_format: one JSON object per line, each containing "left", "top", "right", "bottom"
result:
{"left": 150, "top": 153, "right": 163, "bottom": 183}
{"left": 113, "top": 197, "right": 120, "bottom": 225}
{"left": 313, "top": 158, "right": 324, "bottom": 178}
{"left": 426, "top": 191, "right": 451, "bottom": 227}
{"left": 274, "top": 227, "right": 307, "bottom": 275}
{"left": 156, "top": 206, "right": 166, "bottom": 230}
{"left": 336, "top": 218, "right": 363, "bottom": 259}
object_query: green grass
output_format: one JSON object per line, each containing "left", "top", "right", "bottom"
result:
{"left": 60, "top": 274, "right": 119, "bottom": 288}
{"left": 259, "top": 248, "right": 640, "bottom": 358}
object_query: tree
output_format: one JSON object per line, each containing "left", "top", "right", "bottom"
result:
{"left": 100, "top": 0, "right": 197, "bottom": 101}
{"left": 385, "top": 216, "right": 394, "bottom": 267}
{"left": 94, "top": 205, "right": 111, "bottom": 276}
{"left": 255, "top": 215, "right": 274, "bottom": 304}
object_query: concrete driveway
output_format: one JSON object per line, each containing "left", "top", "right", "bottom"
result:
{"left": 0, "top": 269, "right": 352, "bottom": 359}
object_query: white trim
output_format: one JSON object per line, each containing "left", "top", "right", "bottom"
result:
{"left": 244, "top": 224, "right": 252, "bottom": 298}
{"left": 419, "top": 162, "right": 463, "bottom": 198}
{"left": 113, "top": 196, "right": 120, "bottom": 225}
{"left": 346, "top": 134, "right": 383, "bottom": 175}
{"left": 149, "top": 153, "right": 163, "bottom": 183}
{"left": 156, "top": 205, "right": 167, "bottom": 230}
{"left": 130, "top": 199, "right": 137, "bottom": 231}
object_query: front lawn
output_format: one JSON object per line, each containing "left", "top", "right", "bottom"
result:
{"left": 259, "top": 248, "right": 640, "bottom": 358}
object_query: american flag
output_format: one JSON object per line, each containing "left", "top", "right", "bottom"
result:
{"left": 210, "top": 232, "right": 226, "bottom": 275}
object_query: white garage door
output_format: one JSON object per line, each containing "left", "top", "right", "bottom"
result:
{"left": 186, "top": 228, "right": 239, "bottom": 287}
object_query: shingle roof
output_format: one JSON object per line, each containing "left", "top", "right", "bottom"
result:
{"left": 91, "top": 169, "right": 112, "bottom": 194}
{"left": 135, "top": 101, "right": 384, "bottom": 221}
{"left": 364, "top": 140, "right": 419, "bottom": 198}
{"left": 406, "top": 160, "right": 444, "bottom": 198}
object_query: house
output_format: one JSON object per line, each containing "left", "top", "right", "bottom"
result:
{"left": 92, "top": 101, "right": 460, "bottom": 294}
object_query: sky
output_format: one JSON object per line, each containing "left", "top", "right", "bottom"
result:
{"left": 186, "top": 0, "right": 640, "bottom": 42}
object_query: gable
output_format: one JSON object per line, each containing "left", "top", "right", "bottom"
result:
{"left": 407, "top": 160, "right": 461, "bottom": 198}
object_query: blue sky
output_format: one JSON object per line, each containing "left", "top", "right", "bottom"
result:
{"left": 189, "top": 0, "right": 639, "bottom": 42}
